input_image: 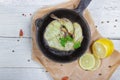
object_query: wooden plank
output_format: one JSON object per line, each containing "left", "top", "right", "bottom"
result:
{"left": 0, "top": 68, "right": 52, "bottom": 80}
{"left": 112, "top": 40, "right": 120, "bottom": 52}
{"left": 0, "top": 67, "right": 119, "bottom": 80}
{"left": 0, "top": 38, "right": 41, "bottom": 68}
{"left": 0, "top": 0, "right": 69, "bottom": 37}
{"left": 0, "top": 37, "right": 119, "bottom": 67}
{"left": 0, "top": 6, "right": 41, "bottom": 37}
{"left": 110, "top": 67, "right": 120, "bottom": 80}
{"left": 0, "top": 0, "right": 119, "bottom": 38}
{"left": 88, "top": 0, "right": 120, "bottom": 38}
{"left": 0, "top": 0, "right": 119, "bottom": 79}
{"left": 0, "top": 0, "right": 69, "bottom": 6}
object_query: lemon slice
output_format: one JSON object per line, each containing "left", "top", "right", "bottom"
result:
{"left": 92, "top": 38, "right": 114, "bottom": 58}
{"left": 90, "top": 56, "right": 101, "bottom": 71}
{"left": 79, "top": 53, "right": 95, "bottom": 70}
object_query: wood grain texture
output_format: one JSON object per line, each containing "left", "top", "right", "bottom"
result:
{"left": 88, "top": 0, "right": 120, "bottom": 38}
{"left": 0, "top": 38, "right": 119, "bottom": 68}
{"left": 31, "top": 0, "right": 120, "bottom": 80}
{"left": 0, "top": 0, "right": 119, "bottom": 38}
{"left": 0, "top": 0, "right": 119, "bottom": 80}
{"left": 0, "top": 0, "right": 69, "bottom": 6}
{"left": 0, "top": 68, "right": 52, "bottom": 80}
{"left": 0, "top": 38, "right": 42, "bottom": 68}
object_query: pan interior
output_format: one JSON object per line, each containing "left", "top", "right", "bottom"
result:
{"left": 37, "top": 9, "right": 90, "bottom": 63}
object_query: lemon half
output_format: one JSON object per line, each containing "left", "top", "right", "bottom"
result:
{"left": 92, "top": 38, "right": 114, "bottom": 58}
{"left": 92, "top": 42, "right": 107, "bottom": 58}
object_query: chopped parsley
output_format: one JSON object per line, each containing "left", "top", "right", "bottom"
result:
{"left": 59, "top": 35, "right": 81, "bottom": 49}
{"left": 59, "top": 35, "right": 73, "bottom": 47}
{"left": 73, "top": 42, "right": 81, "bottom": 49}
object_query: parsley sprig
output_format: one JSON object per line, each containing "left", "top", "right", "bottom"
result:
{"left": 59, "top": 35, "right": 73, "bottom": 47}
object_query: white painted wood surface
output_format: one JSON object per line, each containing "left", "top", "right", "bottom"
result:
{"left": 0, "top": 0, "right": 120, "bottom": 80}
{"left": 0, "top": 68, "right": 53, "bottom": 80}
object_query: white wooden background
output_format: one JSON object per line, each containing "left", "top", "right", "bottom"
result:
{"left": 0, "top": 0, "right": 120, "bottom": 80}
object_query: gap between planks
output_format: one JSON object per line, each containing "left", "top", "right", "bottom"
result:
{"left": 0, "top": 36, "right": 31, "bottom": 39}
{"left": 0, "top": 67, "right": 43, "bottom": 69}
{"left": 0, "top": 36, "right": 120, "bottom": 40}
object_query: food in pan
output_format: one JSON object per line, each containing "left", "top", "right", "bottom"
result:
{"left": 44, "top": 14, "right": 83, "bottom": 51}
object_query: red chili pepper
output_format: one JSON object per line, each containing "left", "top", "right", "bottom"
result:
{"left": 62, "top": 76, "right": 69, "bottom": 80}
{"left": 19, "top": 29, "right": 24, "bottom": 37}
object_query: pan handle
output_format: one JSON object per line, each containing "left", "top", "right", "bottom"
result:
{"left": 75, "top": 0, "right": 92, "bottom": 14}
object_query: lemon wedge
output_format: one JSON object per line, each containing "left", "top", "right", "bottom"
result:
{"left": 79, "top": 53, "right": 95, "bottom": 70}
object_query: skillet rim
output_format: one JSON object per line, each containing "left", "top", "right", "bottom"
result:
{"left": 35, "top": 8, "right": 91, "bottom": 63}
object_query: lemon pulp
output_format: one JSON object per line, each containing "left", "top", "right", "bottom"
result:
{"left": 79, "top": 53, "right": 95, "bottom": 70}
{"left": 92, "top": 38, "right": 114, "bottom": 58}
{"left": 89, "top": 56, "right": 101, "bottom": 71}
{"left": 92, "top": 42, "right": 107, "bottom": 58}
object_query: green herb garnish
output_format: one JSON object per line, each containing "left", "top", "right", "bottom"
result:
{"left": 59, "top": 37, "right": 67, "bottom": 47}
{"left": 73, "top": 42, "right": 81, "bottom": 49}
{"left": 66, "top": 35, "right": 73, "bottom": 41}
{"left": 59, "top": 35, "right": 73, "bottom": 47}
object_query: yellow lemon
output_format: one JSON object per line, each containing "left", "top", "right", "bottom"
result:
{"left": 92, "top": 38, "right": 114, "bottom": 58}
{"left": 89, "top": 55, "right": 101, "bottom": 71}
{"left": 79, "top": 53, "right": 95, "bottom": 70}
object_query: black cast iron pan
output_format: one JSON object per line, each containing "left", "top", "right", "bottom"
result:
{"left": 35, "top": 0, "right": 91, "bottom": 63}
